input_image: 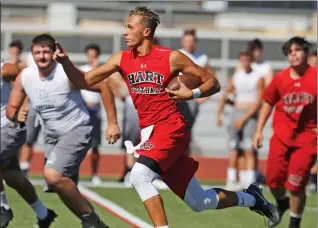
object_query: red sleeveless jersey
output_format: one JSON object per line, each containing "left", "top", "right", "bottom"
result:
{"left": 263, "top": 66, "right": 317, "bottom": 147}
{"left": 119, "top": 45, "right": 180, "bottom": 128}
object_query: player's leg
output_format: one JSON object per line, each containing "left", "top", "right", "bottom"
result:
{"left": 129, "top": 156, "right": 168, "bottom": 227}
{"left": 227, "top": 122, "right": 240, "bottom": 189}
{"left": 19, "top": 107, "right": 40, "bottom": 177}
{"left": 90, "top": 111, "right": 102, "bottom": 185}
{"left": 241, "top": 116, "right": 258, "bottom": 188}
{"left": 43, "top": 126, "right": 108, "bottom": 227}
{"left": 163, "top": 155, "right": 276, "bottom": 216}
{"left": 285, "top": 145, "right": 316, "bottom": 228}
{"left": 265, "top": 135, "right": 290, "bottom": 227}
{"left": 1, "top": 124, "right": 56, "bottom": 227}
{"left": 308, "top": 163, "right": 317, "bottom": 193}
{"left": 0, "top": 170, "right": 13, "bottom": 228}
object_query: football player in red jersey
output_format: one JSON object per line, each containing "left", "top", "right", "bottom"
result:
{"left": 54, "top": 6, "right": 279, "bottom": 228}
{"left": 254, "top": 37, "right": 317, "bottom": 228}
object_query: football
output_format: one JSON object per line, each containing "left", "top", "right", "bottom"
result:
{"left": 167, "top": 74, "right": 202, "bottom": 91}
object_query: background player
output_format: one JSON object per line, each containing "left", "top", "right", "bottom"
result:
{"left": 178, "top": 28, "right": 212, "bottom": 153}
{"left": 307, "top": 50, "right": 317, "bottom": 194}
{"left": 1, "top": 62, "right": 56, "bottom": 228}
{"left": 254, "top": 37, "right": 317, "bottom": 228}
{"left": 248, "top": 38, "right": 274, "bottom": 86}
{"left": 6, "top": 34, "right": 120, "bottom": 228}
{"left": 217, "top": 50, "right": 265, "bottom": 189}
{"left": 54, "top": 6, "right": 279, "bottom": 228}
{"left": 7, "top": 40, "right": 27, "bottom": 70}
{"left": 80, "top": 44, "right": 104, "bottom": 185}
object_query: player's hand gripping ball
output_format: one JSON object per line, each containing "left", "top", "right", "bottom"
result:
{"left": 166, "top": 74, "right": 201, "bottom": 101}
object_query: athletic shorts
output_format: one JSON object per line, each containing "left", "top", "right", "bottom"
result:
{"left": 266, "top": 135, "right": 317, "bottom": 192}
{"left": 0, "top": 122, "right": 26, "bottom": 169}
{"left": 25, "top": 107, "right": 41, "bottom": 145}
{"left": 228, "top": 109, "right": 257, "bottom": 151}
{"left": 121, "top": 96, "right": 140, "bottom": 149}
{"left": 43, "top": 125, "right": 92, "bottom": 192}
{"left": 136, "top": 113, "right": 199, "bottom": 198}
{"left": 88, "top": 110, "right": 101, "bottom": 148}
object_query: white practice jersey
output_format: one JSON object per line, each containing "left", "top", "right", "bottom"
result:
{"left": 179, "top": 49, "right": 209, "bottom": 68}
{"left": 251, "top": 61, "right": 271, "bottom": 78}
{"left": 80, "top": 64, "right": 100, "bottom": 104}
{"left": 0, "top": 62, "right": 13, "bottom": 128}
{"left": 233, "top": 69, "right": 263, "bottom": 103}
{"left": 21, "top": 63, "right": 91, "bottom": 138}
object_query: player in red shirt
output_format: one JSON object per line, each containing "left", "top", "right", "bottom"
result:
{"left": 54, "top": 6, "right": 278, "bottom": 228}
{"left": 254, "top": 37, "right": 317, "bottom": 228}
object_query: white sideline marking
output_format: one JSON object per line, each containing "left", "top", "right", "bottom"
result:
{"left": 79, "top": 186, "right": 153, "bottom": 228}
{"left": 30, "top": 179, "right": 153, "bottom": 228}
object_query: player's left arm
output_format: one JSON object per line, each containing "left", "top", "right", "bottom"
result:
{"left": 99, "top": 80, "right": 121, "bottom": 144}
{"left": 241, "top": 77, "right": 265, "bottom": 122}
{"left": 6, "top": 73, "right": 28, "bottom": 122}
{"left": 169, "top": 50, "right": 221, "bottom": 99}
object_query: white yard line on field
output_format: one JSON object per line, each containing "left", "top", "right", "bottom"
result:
{"left": 30, "top": 179, "right": 153, "bottom": 228}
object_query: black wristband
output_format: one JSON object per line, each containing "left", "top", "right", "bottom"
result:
{"left": 11, "top": 111, "right": 18, "bottom": 122}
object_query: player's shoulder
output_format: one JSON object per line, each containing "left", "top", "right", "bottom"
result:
{"left": 274, "top": 67, "right": 290, "bottom": 80}
{"left": 155, "top": 45, "right": 172, "bottom": 52}
{"left": 21, "top": 64, "right": 36, "bottom": 77}
{"left": 307, "top": 65, "right": 317, "bottom": 75}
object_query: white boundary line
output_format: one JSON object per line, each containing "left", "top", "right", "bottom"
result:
{"left": 30, "top": 179, "right": 153, "bottom": 228}
{"left": 78, "top": 186, "right": 153, "bottom": 228}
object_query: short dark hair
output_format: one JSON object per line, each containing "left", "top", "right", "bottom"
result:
{"left": 310, "top": 50, "right": 317, "bottom": 57}
{"left": 183, "top": 28, "right": 197, "bottom": 41}
{"left": 248, "top": 38, "right": 263, "bottom": 51}
{"left": 282, "top": 36, "right": 311, "bottom": 56}
{"left": 239, "top": 50, "right": 254, "bottom": 59}
{"left": 31, "top": 34, "right": 56, "bottom": 52}
{"left": 85, "top": 44, "right": 101, "bottom": 56}
{"left": 129, "top": 6, "right": 160, "bottom": 38}
{"left": 9, "top": 40, "right": 23, "bottom": 53}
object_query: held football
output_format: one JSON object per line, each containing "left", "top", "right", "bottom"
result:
{"left": 167, "top": 74, "right": 202, "bottom": 91}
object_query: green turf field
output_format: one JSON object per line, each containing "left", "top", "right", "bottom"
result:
{"left": 5, "top": 182, "right": 317, "bottom": 228}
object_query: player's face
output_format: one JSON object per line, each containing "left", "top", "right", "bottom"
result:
{"left": 287, "top": 43, "right": 307, "bottom": 67}
{"left": 308, "top": 55, "right": 317, "bottom": 67}
{"left": 32, "top": 44, "right": 54, "bottom": 70}
{"left": 181, "top": 35, "right": 196, "bottom": 53}
{"left": 8, "top": 47, "right": 21, "bottom": 62}
{"left": 240, "top": 55, "right": 252, "bottom": 71}
{"left": 252, "top": 48, "right": 263, "bottom": 62}
{"left": 86, "top": 49, "right": 98, "bottom": 65}
{"left": 124, "top": 15, "right": 149, "bottom": 48}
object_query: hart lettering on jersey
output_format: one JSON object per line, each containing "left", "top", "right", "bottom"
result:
{"left": 127, "top": 71, "right": 164, "bottom": 85}
{"left": 36, "top": 104, "right": 55, "bottom": 111}
{"left": 283, "top": 92, "right": 313, "bottom": 113}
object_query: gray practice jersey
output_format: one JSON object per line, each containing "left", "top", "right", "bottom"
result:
{"left": 21, "top": 63, "right": 91, "bottom": 138}
{"left": 0, "top": 62, "right": 12, "bottom": 128}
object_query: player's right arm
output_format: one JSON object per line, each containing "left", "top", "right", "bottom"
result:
{"left": 1, "top": 63, "right": 20, "bottom": 82}
{"left": 216, "top": 77, "right": 235, "bottom": 126}
{"left": 6, "top": 73, "right": 28, "bottom": 122}
{"left": 54, "top": 41, "right": 121, "bottom": 89}
{"left": 253, "top": 76, "right": 280, "bottom": 149}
